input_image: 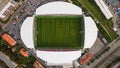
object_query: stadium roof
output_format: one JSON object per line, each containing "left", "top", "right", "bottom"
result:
{"left": 20, "top": 1, "right": 98, "bottom": 65}
{"left": 36, "top": 1, "right": 82, "bottom": 15}
{"left": 84, "top": 17, "right": 98, "bottom": 48}
{"left": 37, "top": 51, "right": 81, "bottom": 65}
{"left": 20, "top": 17, "right": 34, "bottom": 48}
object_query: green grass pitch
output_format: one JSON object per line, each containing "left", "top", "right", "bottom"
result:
{"left": 34, "top": 15, "right": 84, "bottom": 49}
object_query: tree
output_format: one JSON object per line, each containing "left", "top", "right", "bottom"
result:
{"left": 14, "top": 0, "right": 20, "bottom": 2}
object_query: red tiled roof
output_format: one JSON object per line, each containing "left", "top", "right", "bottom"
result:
{"left": 20, "top": 48, "right": 28, "bottom": 57}
{"left": 2, "top": 33, "right": 16, "bottom": 46}
{"left": 79, "top": 53, "right": 93, "bottom": 64}
{"left": 33, "top": 60, "right": 44, "bottom": 68}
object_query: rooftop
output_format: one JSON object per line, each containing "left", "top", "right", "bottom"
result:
{"left": 0, "top": 0, "right": 10, "bottom": 11}
{"left": 0, "top": 0, "right": 16, "bottom": 18}
{"left": 95, "top": 0, "right": 113, "bottom": 19}
{"left": 106, "top": 0, "right": 120, "bottom": 7}
{"left": 33, "top": 60, "right": 44, "bottom": 68}
{"left": 2, "top": 33, "right": 16, "bottom": 46}
{"left": 19, "top": 48, "right": 28, "bottom": 57}
{"left": 79, "top": 53, "right": 93, "bottom": 64}
{"left": 0, "top": 52, "right": 17, "bottom": 68}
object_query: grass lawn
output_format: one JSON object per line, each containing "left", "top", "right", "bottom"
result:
{"left": 71, "top": 0, "right": 117, "bottom": 42}
{"left": 34, "top": 15, "right": 84, "bottom": 49}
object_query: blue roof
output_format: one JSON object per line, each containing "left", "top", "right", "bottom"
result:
{"left": 117, "top": 9, "right": 120, "bottom": 14}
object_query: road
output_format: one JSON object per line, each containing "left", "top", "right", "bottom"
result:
{"left": 83, "top": 37, "right": 120, "bottom": 68}
{"left": 99, "top": 49, "right": 120, "bottom": 68}
{"left": 93, "top": 46, "right": 120, "bottom": 68}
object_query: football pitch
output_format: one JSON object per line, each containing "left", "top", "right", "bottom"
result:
{"left": 34, "top": 15, "right": 84, "bottom": 49}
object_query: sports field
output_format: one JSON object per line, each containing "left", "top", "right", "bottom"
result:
{"left": 34, "top": 15, "right": 84, "bottom": 49}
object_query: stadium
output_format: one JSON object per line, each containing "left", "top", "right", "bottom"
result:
{"left": 20, "top": 1, "right": 98, "bottom": 65}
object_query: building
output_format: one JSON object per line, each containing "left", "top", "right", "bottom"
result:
{"left": 2, "top": 33, "right": 16, "bottom": 46}
{"left": 79, "top": 53, "right": 93, "bottom": 65}
{"left": 105, "top": 0, "right": 120, "bottom": 8}
{"left": 20, "top": 1, "right": 98, "bottom": 66}
{"left": 0, "top": 0, "right": 10, "bottom": 11}
{"left": 105, "top": 0, "right": 120, "bottom": 14}
{"left": 33, "top": 60, "right": 44, "bottom": 68}
{"left": 19, "top": 48, "right": 28, "bottom": 57}
{"left": 94, "top": 0, "right": 113, "bottom": 19}
{"left": 0, "top": 52, "right": 17, "bottom": 68}
{"left": 112, "top": 62, "right": 120, "bottom": 68}
{"left": 0, "top": 0, "right": 17, "bottom": 19}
